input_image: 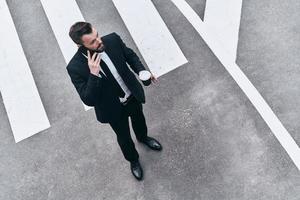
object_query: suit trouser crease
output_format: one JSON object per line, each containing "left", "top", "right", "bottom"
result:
{"left": 109, "top": 98, "right": 148, "bottom": 162}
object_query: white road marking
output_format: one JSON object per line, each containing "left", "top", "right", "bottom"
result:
{"left": 170, "top": 0, "right": 300, "bottom": 170}
{"left": 40, "top": 0, "right": 91, "bottom": 110}
{"left": 204, "top": 0, "right": 243, "bottom": 62}
{"left": 112, "top": 0, "right": 188, "bottom": 77}
{"left": 0, "top": 0, "right": 50, "bottom": 143}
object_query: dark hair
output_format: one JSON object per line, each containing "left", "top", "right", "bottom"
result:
{"left": 69, "top": 22, "right": 92, "bottom": 45}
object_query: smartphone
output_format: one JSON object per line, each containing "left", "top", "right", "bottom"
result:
{"left": 81, "top": 46, "right": 101, "bottom": 60}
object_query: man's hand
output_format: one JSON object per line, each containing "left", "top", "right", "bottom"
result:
{"left": 88, "top": 50, "right": 101, "bottom": 76}
{"left": 150, "top": 73, "right": 158, "bottom": 84}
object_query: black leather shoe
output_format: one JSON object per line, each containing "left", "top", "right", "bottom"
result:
{"left": 141, "top": 137, "right": 162, "bottom": 151}
{"left": 130, "top": 161, "right": 143, "bottom": 181}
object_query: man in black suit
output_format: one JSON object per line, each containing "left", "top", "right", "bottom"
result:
{"left": 66, "top": 22, "right": 162, "bottom": 180}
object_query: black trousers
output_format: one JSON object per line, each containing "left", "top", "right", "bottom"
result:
{"left": 108, "top": 96, "right": 148, "bottom": 162}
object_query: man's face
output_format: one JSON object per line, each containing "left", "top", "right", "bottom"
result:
{"left": 81, "top": 27, "right": 105, "bottom": 52}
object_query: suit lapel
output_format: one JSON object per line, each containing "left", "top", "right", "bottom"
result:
{"left": 102, "top": 36, "right": 125, "bottom": 76}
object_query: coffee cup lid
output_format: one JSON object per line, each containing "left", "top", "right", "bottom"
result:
{"left": 139, "top": 70, "right": 151, "bottom": 81}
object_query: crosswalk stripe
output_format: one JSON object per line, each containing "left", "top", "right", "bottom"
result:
{"left": 204, "top": 0, "right": 243, "bottom": 61}
{"left": 112, "top": 0, "right": 188, "bottom": 77}
{"left": 171, "top": 0, "right": 300, "bottom": 170}
{"left": 0, "top": 0, "right": 50, "bottom": 143}
{"left": 40, "top": 0, "right": 91, "bottom": 111}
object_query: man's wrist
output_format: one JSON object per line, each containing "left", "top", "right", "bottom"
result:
{"left": 90, "top": 72, "right": 99, "bottom": 76}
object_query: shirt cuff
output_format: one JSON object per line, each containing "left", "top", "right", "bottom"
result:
{"left": 90, "top": 73, "right": 102, "bottom": 79}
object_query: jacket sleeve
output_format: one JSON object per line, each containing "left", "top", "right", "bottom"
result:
{"left": 67, "top": 67, "right": 102, "bottom": 106}
{"left": 114, "top": 33, "right": 146, "bottom": 74}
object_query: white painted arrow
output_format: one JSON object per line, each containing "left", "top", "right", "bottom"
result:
{"left": 0, "top": 0, "right": 50, "bottom": 143}
{"left": 170, "top": 0, "right": 300, "bottom": 170}
{"left": 204, "top": 0, "right": 243, "bottom": 62}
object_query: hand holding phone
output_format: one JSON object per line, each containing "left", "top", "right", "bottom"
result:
{"left": 87, "top": 50, "right": 101, "bottom": 76}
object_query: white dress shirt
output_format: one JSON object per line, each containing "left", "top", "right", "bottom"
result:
{"left": 100, "top": 52, "right": 131, "bottom": 103}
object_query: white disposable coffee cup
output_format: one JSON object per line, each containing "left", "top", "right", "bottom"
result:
{"left": 139, "top": 70, "right": 151, "bottom": 86}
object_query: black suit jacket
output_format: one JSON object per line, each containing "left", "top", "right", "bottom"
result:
{"left": 66, "top": 32, "right": 146, "bottom": 123}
